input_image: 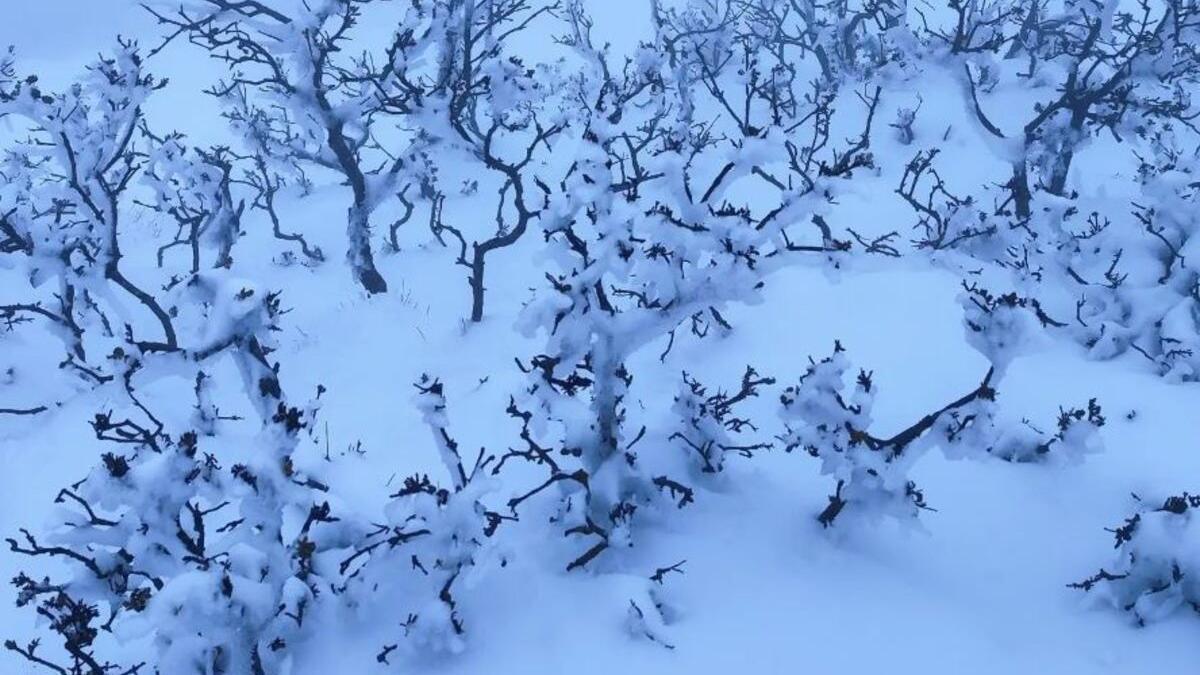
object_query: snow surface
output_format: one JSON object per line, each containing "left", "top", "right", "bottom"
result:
{"left": 2, "top": 1, "right": 1199, "bottom": 673}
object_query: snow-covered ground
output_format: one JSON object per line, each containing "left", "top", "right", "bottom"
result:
{"left": 2, "top": 2, "right": 1199, "bottom": 673}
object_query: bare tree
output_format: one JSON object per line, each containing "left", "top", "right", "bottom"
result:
{"left": 417, "top": 0, "right": 564, "bottom": 321}
{"left": 6, "top": 274, "right": 359, "bottom": 675}
{"left": 148, "top": 0, "right": 457, "bottom": 293}
{"left": 494, "top": 0, "right": 892, "bottom": 571}
{"left": 0, "top": 44, "right": 180, "bottom": 389}
{"left": 965, "top": 0, "right": 1200, "bottom": 219}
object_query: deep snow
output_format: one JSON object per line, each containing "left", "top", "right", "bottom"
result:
{"left": 2, "top": 2, "right": 1200, "bottom": 674}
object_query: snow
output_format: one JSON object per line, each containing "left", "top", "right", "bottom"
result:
{"left": 2, "top": 1, "right": 1200, "bottom": 674}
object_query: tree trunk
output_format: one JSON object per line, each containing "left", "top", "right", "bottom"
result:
{"left": 469, "top": 245, "right": 486, "bottom": 322}
{"left": 1011, "top": 160, "right": 1032, "bottom": 220}
{"left": 1047, "top": 109, "right": 1086, "bottom": 197}
{"left": 588, "top": 336, "right": 623, "bottom": 471}
{"left": 347, "top": 204, "right": 387, "bottom": 295}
